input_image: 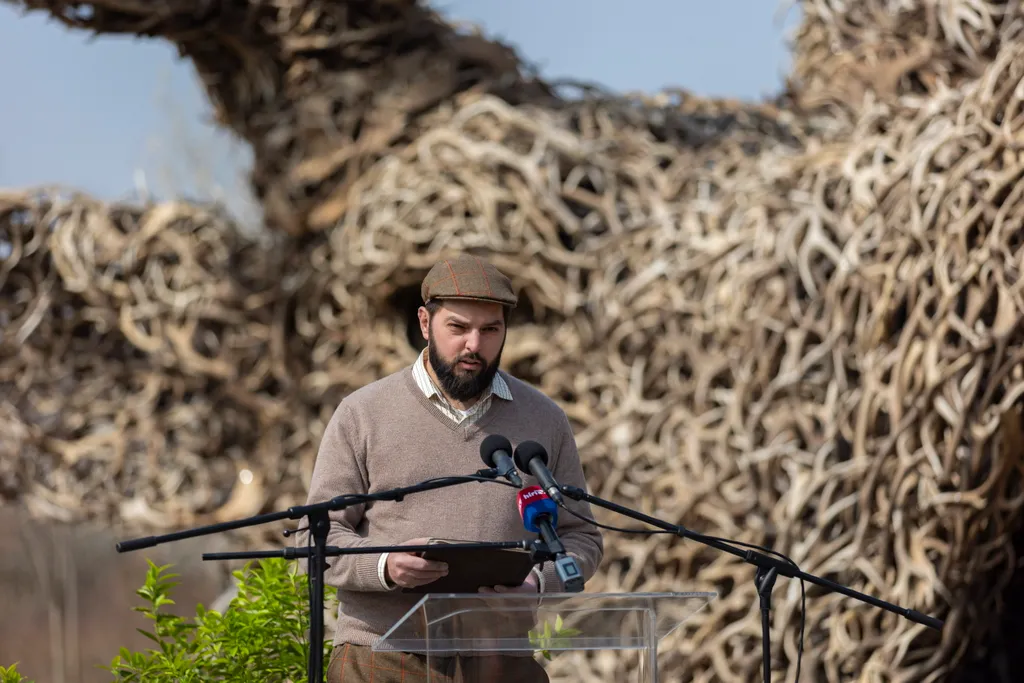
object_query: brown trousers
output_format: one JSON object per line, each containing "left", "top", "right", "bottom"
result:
{"left": 327, "top": 643, "right": 550, "bottom": 683}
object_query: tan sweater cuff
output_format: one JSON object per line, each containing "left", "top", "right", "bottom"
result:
{"left": 540, "top": 561, "right": 561, "bottom": 593}
{"left": 351, "top": 550, "right": 388, "bottom": 592}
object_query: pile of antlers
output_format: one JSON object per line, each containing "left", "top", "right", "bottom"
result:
{"left": 4, "top": 0, "right": 1024, "bottom": 681}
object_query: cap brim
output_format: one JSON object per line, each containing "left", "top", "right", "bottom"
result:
{"left": 427, "top": 295, "right": 517, "bottom": 308}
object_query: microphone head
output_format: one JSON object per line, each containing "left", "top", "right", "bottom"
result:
{"left": 480, "top": 433, "right": 514, "bottom": 468}
{"left": 516, "top": 485, "right": 558, "bottom": 533}
{"left": 513, "top": 440, "right": 548, "bottom": 472}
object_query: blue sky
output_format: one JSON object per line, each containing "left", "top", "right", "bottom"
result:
{"left": 0, "top": 0, "right": 798, "bottom": 226}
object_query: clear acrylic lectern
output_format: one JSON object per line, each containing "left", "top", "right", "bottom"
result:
{"left": 374, "top": 592, "right": 716, "bottom": 682}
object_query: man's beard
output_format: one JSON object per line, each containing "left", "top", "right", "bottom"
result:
{"left": 428, "top": 334, "right": 503, "bottom": 403}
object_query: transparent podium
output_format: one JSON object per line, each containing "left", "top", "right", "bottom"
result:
{"left": 374, "top": 591, "right": 716, "bottom": 682}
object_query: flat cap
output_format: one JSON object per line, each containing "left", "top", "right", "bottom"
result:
{"left": 421, "top": 254, "right": 518, "bottom": 308}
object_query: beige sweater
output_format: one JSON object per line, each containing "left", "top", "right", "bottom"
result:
{"left": 301, "top": 364, "right": 605, "bottom": 648}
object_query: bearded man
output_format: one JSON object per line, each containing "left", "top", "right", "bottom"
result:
{"left": 303, "top": 254, "right": 604, "bottom": 683}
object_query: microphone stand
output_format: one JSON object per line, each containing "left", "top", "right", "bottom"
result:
{"left": 114, "top": 468, "right": 512, "bottom": 683}
{"left": 557, "top": 485, "right": 944, "bottom": 683}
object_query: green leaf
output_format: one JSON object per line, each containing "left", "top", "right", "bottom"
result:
{"left": 135, "top": 629, "right": 161, "bottom": 645}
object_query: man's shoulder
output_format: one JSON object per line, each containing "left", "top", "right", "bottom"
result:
{"left": 335, "top": 365, "right": 414, "bottom": 414}
{"left": 500, "top": 371, "right": 565, "bottom": 417}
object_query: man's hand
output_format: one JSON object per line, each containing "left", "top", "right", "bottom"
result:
{"left": 385, "top": 538, "right": 448, "bottom": 589}
{"left": 478, "top": 570, "right": 540, "bottom": 594}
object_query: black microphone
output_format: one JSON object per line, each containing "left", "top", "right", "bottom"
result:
{"left": 512, "top": 440, "right": 563, "bottom": 504}
{"left": 480, "top": 434, "right": 524, "bottom": 488}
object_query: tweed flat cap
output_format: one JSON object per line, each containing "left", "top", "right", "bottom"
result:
{"left": 421, "top": 254, "right": 518, "bottom": 308}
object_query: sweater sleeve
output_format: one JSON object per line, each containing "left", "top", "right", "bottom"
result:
{"left": 539, "top": 410, "right": 605, "bottom": 592}
{"left": 297, "top": 400, "right": 389, "bottom": 592}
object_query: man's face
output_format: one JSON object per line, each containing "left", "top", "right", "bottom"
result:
{"left": 418, "top": 300, "right": 506, "bottom": 402}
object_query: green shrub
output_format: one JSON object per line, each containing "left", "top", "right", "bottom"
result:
{"left": 108, "top": 558, "right": 333, "bottom": 683}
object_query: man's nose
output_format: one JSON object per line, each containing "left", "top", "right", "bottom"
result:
{"left": 463, "top": 330, "right": 481, "bottom": 353}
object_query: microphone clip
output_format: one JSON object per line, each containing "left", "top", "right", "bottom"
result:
{"left": 495, "top": 461, "right": 524, "bottom": 488}
{"left": 527, "top": 540, "right": 584, "bottom": 592}
{"left": 527, "top": 539, "right": 556, "bottom": 563}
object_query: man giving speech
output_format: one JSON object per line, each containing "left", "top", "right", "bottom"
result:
{"left": 302, "top": 254, "right": 604, "bottom": 683}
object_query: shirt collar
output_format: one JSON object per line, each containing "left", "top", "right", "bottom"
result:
{"left": 414, "top": 349, "right": 513, "bottom": 402}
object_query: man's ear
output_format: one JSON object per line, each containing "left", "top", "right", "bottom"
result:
{"left": 417, "top": 306, "right": 430, "bottom": 341}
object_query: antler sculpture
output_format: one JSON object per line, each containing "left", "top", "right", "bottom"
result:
{"left": 3, "top": 1, "right": 1024, "bottom": 681}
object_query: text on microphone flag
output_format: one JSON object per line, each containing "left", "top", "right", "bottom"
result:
{"left": 517, "top": 485, "right": 559, "bottom": 533}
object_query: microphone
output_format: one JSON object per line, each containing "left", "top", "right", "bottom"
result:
{"left": 516, "top": 485, "right": 584, "bottom": 592}
{"left": 480, "top": 434, "right": 523, "bottom": 488}
{"left": 512, "top": 440, "right": 563, "bottom": 504}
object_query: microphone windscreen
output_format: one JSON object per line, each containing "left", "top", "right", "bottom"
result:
{"left": 513, "top": 440, "right": 548, "bottom": 471}
{"left": 480, "top": 433, "right": 513, "bottom": 468}
{"left": 517, "top": 485, "right": 558, "bottom": 533}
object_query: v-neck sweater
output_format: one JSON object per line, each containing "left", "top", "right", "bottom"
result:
{"left": 302, "top": 364, "right": 605, "bottom": 649}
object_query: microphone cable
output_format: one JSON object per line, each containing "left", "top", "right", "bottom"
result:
{"left": 556, "top": 499, "right": 806, "bottom": 682}
{"left": 416, "top": 473, "right": 522, "bottom": 488}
